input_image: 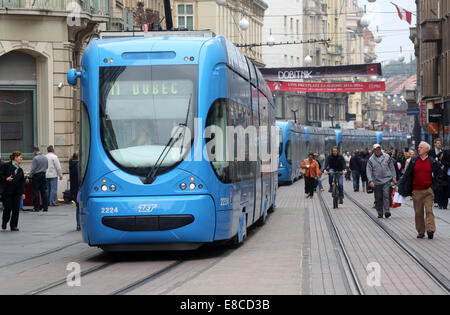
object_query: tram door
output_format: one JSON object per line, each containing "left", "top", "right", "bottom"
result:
{"left": 252, "top": 86, "right": 263, "bottom": 224}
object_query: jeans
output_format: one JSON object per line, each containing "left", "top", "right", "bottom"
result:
{"left": 328, "top": 169, "right": 344, "bottom": 199}
{"left": 352, "top": 171, "right": 361, "bottom": 191}
{"left": 47, "top": 177, "right": 58, "bottom": 206}
{"left": 316, "top": 177, "right": 324, "bottom": 190}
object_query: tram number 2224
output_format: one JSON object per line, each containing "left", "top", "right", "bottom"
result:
{"left": 101, "top": 207, "right": 119, "bottom": 214}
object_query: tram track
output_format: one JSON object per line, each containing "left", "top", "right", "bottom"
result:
{"left": 26, "top": 261, "right": 114, "bottom": 295}
{"left": 0, "top": 241, "right": 84, "bottom": 270}
{"left": 317, "top": 191, "right": 364, "bottom": 295}
{"left": 345, "top": 192, "right": 450, "bottom": 295}
{"left": 23, "top": 241, "right": 239, "bottom": 295}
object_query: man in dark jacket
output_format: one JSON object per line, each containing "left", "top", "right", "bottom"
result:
{"left": 398, "top": 142, "right": 445, "bottom": 239}
{"left": 441, "top": 149, "right": 450, "bottom": 206}
{"left": 0, "top": 160, "right": 6, "bottom": 210}
{"left": 350, "top": 150, "right": 362, "bottom": 192}
{"left": 323, "top": 147, "right": 347, "bottom": 204}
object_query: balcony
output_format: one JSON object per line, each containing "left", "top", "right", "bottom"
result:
{"left": 421, "top": 19, "right": 442, "bottom": 43}
{"left": 0, "top": 0, "right": 109, "bottom": 19}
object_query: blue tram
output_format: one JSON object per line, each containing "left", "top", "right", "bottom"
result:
{"left": 67, "top": 34, "right": 277, "bottom": 251}
{"left": 277, "top": 120, "right": 408, "bottom": 184}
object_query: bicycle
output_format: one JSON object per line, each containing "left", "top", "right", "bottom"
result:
{"left": 329, "top": 171, "right": 344, "bottom": 209}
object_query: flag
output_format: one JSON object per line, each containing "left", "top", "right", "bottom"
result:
{"left": 391, "top": 2, "right": 412, "bottom": 25}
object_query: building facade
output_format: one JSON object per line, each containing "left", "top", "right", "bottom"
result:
{"left": 411, "top": 0, "right": 450, "bottom": 143}
{"left": 262, "top": 0, "right": 304, "bottom": 68}
{"left": 0, "top": 0, "right": 110, "bottom": 172}
{"left": 302, "top": 0, "right": 327, "bottom": 67}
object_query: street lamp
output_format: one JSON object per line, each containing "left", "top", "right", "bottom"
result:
{"left": 329, "top": 113, "right": 335, "bottom": 129}
{"left": 291, "top": 109, "right": 299, "bottom": 123}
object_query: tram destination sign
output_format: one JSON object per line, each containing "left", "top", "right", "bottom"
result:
{"left": 260, "top": 63, "right": 382, "bottom": 81}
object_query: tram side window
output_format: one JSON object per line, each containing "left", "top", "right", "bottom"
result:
{"left": 279, "top": 129, "right": 283, "bottom": 156}
{"left": 80, "top": 102, "right": 91, "bottom": 184}
{"left": 206, "top": 99, "right": 231, "bottom": 183}
{"left": 286, "top": 140, "right": 292, "bottom": 165}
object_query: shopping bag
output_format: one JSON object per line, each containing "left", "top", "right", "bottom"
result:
{"left": 391, "top": 187, "right": 403, "bottom": 208}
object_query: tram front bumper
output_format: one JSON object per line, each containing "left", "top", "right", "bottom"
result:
{"left": 82, "top": 195, "right": 216, "bottom": 247}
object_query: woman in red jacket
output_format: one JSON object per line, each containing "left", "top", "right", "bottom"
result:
{"left": 302, "top": 153, "right": 321, "bottom": 199}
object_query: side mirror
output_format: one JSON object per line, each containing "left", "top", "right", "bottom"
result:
{"left": 67, "top": 68, "right": 82, "bottom": 86}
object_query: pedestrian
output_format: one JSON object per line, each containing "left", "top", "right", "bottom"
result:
{"left": 404, "top": 149, "right": 416, "bottom": 172}
{"left": 350, "top": 150, "right": 362, "bottom": 192}
{"left": 441, "top": 149, "right": 450, "bottom": 210}
{"left": 360, "top": 150, "right": 369, "bottom": 192}
{"left": 435, "top": 152, "right": 448, "bottom": 210}
{"left": 367, "top": 144, "right": 397, "bottom": 219}
{"left": 46, "top": 145, "right": 63, "bottom": 206}
{"left": 69, "top": 153, "right": 81, "bottom": 231}
{"left": 301, "top": 153, "right": 321, "bottom": 199}
{"left": 344, "top": 151, "right": 351, "bottom": 181}
{"left": 0, "top": 159, "right": 6, "bottom": 211}
{"left": 429, "top": 138, "right": 442, "bottom": 161}
{"left": 314, "top": 153, "right": 324, "bottom": 192}
{"left": 29, "top": 146, "right": 49, "bottom": 212}
{"left": 398, "top": 142, "right": 445, "bottom": 239}
{"left": 1, "top": 152, "right": 26, "bottom": 231}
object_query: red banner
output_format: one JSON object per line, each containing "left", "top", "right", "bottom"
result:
{"left": 420, "top": 101, "right": 428, "bottom": 126}
{"left": 267, "top": 81, "right": 386, "bottom": 93}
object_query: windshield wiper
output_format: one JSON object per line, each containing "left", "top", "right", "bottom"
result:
{"left": 142, "top": 94, "right": 192, "bottom": 185}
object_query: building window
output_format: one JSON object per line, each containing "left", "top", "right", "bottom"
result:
{"left": 177, "top": 3, "right": 194, "bottom": 30}
{"left": 0, "top": 88, "right": 36, "bottom": 158}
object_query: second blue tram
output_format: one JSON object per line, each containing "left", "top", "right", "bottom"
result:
{"left": 68, "top": 34, "right": 277, "bottom": 250}
{"left": 277, "top": 120, "right": 408, "bottom": 185}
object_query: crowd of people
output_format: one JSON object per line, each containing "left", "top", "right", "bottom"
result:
{"left": 0, "top": 146, "right": 80, "bottom": 232}
{"left": 301, "top": 139, "right": 449, "bottom": 240}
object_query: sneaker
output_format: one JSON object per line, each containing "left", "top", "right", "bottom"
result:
{"left": 76, "top": 226, "right": 81, "bottom": 231}
{"left": 339, "top": 198, "right": 343, "bottom": 205}
{"left": 417, "top": 233, "right": 425, "bottom": 239}
{"left": 378, "top": 214, "right": 383, "bottom": 219}
{"left": 1, "top": 223, "right": 6, "bottom": 230}
{"left": 10, "top": 228, "right": 19, "bottom": 232}
{"left": 427, "top": 231, "right": 434, "bottom": 239}
{"left": 385, "top": 213, "right": 391, "bottom": 219}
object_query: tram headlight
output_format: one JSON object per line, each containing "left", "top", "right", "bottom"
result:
{"left": 101, "top": 185, "right": 108, "bottom": 192}
{"left": 110, "top": 185, "right": 116, "bottom": 192}
{"left": 189, "top": 183, "right": 196, "bottom": 190}
{"left": 180, "top": 183, "right": 187, "bottom": 190}
{"left": 280, "top": 162, "right": 284, "bottom": 167}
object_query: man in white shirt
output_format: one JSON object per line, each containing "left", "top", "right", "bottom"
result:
{"left": 344, "top": 151, "right": 351, "bottom": 181}
{"left": 46, "top": 146, "right": 63, "bottom": 206}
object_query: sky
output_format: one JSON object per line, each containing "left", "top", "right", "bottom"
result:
{"left": 357, "top": 0, "right": 416, "bottom": 64}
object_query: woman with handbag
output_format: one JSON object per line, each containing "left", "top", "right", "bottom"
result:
{"left": 301, "top": 153, "right": 321, "bottom": 199}
{"left": 1, "top": 152, "right": 26, "bottom": 231}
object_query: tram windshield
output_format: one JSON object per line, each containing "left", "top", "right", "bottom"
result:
{"left": 99, "top": 65, "right": 197, "bottom": 177}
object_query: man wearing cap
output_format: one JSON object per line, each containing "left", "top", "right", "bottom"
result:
{"left": 367, "top": 144, "right": 397, "bottom": 218}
